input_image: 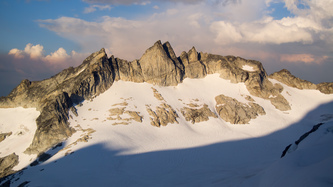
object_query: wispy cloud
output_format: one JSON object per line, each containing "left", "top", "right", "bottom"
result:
{"left": 84, "top": 4, "right": 112, "bottom": 13}
{"left": 280, "top": 54, "right": 330, "bottom": 64}
{"left": 81, "top": 0, "right": 242, "bottom": 5}
{"left": 82, "top": 0, "right": 203, "bottom": 5}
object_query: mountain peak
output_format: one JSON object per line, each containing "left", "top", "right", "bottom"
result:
{"left": 138, "top": 40, "right": 182, "bottom": 86}
{"left": 188, "top": 46, "right": 198, "bottom": 62}
{"left": 1, "top": 40, "right": 332, "bottom": 158}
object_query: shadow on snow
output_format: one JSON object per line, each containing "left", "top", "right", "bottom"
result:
{"left": 4, "top": 101, "right": 333, "bottom": 187}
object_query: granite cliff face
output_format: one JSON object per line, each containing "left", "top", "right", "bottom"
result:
{"left": 0, "top": 40, "right": 331, "bottom": 158}
{"left": 0, "top": 48, "right": 113, "bottom": 154}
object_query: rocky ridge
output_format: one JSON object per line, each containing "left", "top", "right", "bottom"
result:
{"left": 0, "top": 40, "right": 332, "bottom": 161}
{"left": 270, "top": 69, "right": 333, "bottom": 94}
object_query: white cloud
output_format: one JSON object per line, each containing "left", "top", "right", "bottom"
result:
{"left": 210, "top": 16, "right": 315, "bottom": 45}
{"left": 188, "top": 13, "right": 204, "bottom": 28}
{"left": 84, "top": 4, "right": 112, "bottom": 13}
{"left": 24, "top": 43, "right": 44, "bottom": 59}
{"left": 8, "top": 44, "right": 87, "bottom": 67}
{"left": 37, "top": 4, "right": 216, "bottom": 59}
{"left": 9, "top": 43, "right": 44, "bottom": 60}
{"left": 44, "top": 47, "right": 69, "bottom": 63}
{"left": 36, "top": 0, "right": 332, "bottom": 63}
{"left": 210, "top": 21, "right": 242, "bottom": 44}
{"left": 8, "top": 48, "right": 25, "bottom": 59}
{"left": 210, "top": 0, "right": 333, "bottom": 45}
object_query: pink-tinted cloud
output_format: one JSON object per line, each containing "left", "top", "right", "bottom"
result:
{"left": 8, "top": 43, "right": 87, "bottom": 68}
{"left": 280, "top": 54, "right": 315, "bottom": 63}
{"left": 280, "top": 54, "right": 329, "bottom": 64}
{"left": 9, "top": 43, "right": 44, "bottom": 59}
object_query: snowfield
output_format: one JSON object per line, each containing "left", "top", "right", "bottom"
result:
{"left": 0, "top": 107, "right": 40, "bottom": 170}
{"left": 242, "top": 65, "right": 256, "bottom": 72}
{"left": 1, "top": 74, "right": 333, "bottom": 186}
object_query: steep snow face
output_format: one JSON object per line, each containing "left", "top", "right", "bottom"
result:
{"left": 3, "top": 74, "right": 333, "bottom": 186}
{"left": 0, "top": 107, "right": 40, "bottom": 170}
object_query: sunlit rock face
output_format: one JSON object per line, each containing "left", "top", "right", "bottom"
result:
{"left": 270, "top": 69, "right": 333, "bottom": 94}
{"left": 215, "top": 94, "right": 265, "bottom": 124}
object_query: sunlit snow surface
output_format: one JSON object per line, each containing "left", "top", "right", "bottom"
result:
{"left": 3, "top": 74, "right": 333, "bottom": 186}
{"left": 242, "top": 65, "right": 256, "bottom": 72}
{"left": 0, "top": 107, "right": 40, "bottom": 170}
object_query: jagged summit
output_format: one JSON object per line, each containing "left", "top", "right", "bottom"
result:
{"left": 0, "top": 40, "right": 332, "bottom": 156}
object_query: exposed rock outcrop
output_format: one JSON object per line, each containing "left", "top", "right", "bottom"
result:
{"left": 269, "top": 94, "right": 291, "bottom": 111}
{"left": 0, "top": 132, "right": 12, "bottom": 143}
{"left": 0, "top": 153, "right": 19, "bottom": 179}
{"left": 215, "top": 94, "right": 266, "bottom": 124}
{"left": 181, "top": 104, "right": 217, "bottom": 124}
{"left": 107, "top": 107, "right": 143, "bottom": 125}
{"left": 316, "top": 82, "right": 333, "bottom": 94}
{"left": 146, "top": 103, "right": 179, "bottom": 127}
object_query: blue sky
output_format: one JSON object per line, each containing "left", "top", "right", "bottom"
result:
{"left": 0, "top": 0, "right": 332, "bottom": 96}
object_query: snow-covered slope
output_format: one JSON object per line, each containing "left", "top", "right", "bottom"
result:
{"left": 1, "top": 74, "right": 333, "bottom": 186}
{"left": 0, "top": 107, "right": 39, "bottom": 170}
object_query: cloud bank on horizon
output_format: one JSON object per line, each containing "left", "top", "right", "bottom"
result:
{"left": 1, "top": 0, "right": 333, "bottom": 96}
